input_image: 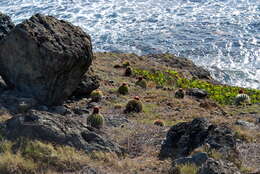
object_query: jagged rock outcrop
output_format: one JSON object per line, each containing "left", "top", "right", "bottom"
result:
{"left": 198, "top": 158, "right": 242, "bottom": 174}
{"left": 162, "top": 118, "right": 241, "bottom": 174}
{"left": 2, "top": 110, "right": 124, "bottom": 155}
{"left": 0, "top": 14, "right": 93, "bottom": 105}
{"left": 159, "top": 118, "right": 237, "bottom": 159}
{"left": 0, "top": 12, "right": 15, "bottom": 40}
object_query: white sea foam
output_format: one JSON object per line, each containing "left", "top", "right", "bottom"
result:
{"left": 0, "top": 0, "right": 259, "bottom": 88}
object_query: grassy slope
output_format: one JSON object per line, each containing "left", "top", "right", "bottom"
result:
{"left": 0, "top": 52, "right": 259, "bottom": 174}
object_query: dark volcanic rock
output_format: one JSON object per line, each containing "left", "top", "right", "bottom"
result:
{"left": 73, "top": 73, "right": 100, "bottom": 97}
{"left": 159, "top": 118, "right": 237, "bottom": 159}
{"left": 160, "top": 118, "right": 210, "bottom": 159}
{"left": 186, "top": 88, "right": 208, "bottom": 99}
{"left": 0, "top": 12, "right": 15, "bottom": 40}
{"left": 0, "top": 14, "right": 93, "bottom": 105}
{"left": 3, "top": 110, "right": 124, "bottom": 155}
{"left": 198, "top": 158, "right": 227, "bottom": 174}
{"left": 198, "top": 158, "right": 241, "bottom": 174}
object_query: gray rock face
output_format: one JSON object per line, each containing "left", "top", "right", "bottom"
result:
{"left": 0, "top": 12, "right": 15, "bottom": 40}
{"left": 159, "top": 118, "right": 237, "bottom": 159}
{"left": 3, "top": 110, "right": 124, "bottom": 155}
{"left": 0, "top": 14, "right": 93, "bottom": 105}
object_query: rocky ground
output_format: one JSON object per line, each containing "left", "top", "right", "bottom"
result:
{"left": 0, "top": 12, "right": 259, "bottom": 174}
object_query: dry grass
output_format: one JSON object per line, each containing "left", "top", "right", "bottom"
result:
{"left": 175, "top": 164, "right": 199, "bottom": 174}
{"left": 0, "top": 140, "right": 92, "bottom": 174}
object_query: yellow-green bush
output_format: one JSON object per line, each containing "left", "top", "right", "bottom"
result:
{"left": 134, "top": 68, "right": 260, "bottom": 105}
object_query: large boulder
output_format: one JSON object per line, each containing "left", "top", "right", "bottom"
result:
{"left": 2, "top": 110, "right": 124, "bottom": 155}
{"left": 0, "top": 14, "right": 93, "bottom": 105}
{"left": 159, "top": 118, "right": 237, "bottom": 159}
{"left": 0, "top": 12, "right": 15, "bottom": 40}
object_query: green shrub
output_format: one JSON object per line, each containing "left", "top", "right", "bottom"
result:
{"left": 176, "top": 164, "right": 198, "bottom": 174}
{"left": 133, "top": 68, "right": 260, "bottom": 105}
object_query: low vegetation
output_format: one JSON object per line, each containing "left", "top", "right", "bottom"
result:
{"left": 133, "top": 68, "right": 260, "bottom": 105}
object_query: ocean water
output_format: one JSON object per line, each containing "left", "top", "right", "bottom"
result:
{"left": 0, "top": 0, "right": 259, "bottom": 89}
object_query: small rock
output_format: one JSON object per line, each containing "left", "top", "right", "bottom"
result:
{"left": 186, "top": 88, "right": 208, "bottom": 99}
{"left": 174, "top": 152, "right": 208, "bottom": 166}
{"left": 73, "top": 107, "right": 90, "bottom": 115}
{"left": 53, "top": 106, "right": 68, "bottom": 115}
{"left": 73, "top": 73, "right": 100, "bottom": 97}
{"left": 235, "top": 120, "right": 256, "bottom": 129}
{"left": 36, "top": 105, "right": 49, "bottom": 111}
{"left": 198, "top": 158, "right": 241, "bottom": 174}
{"left": 198, "top": 158, "right": 226, "bottom": 174}
{"left": 105, "top": 116, "right": 129, "bottom": 127}
{"left": 109, "top": 80, "right": 114, "bottom": 84}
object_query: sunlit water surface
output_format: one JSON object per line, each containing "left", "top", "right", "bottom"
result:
{"left": 0, "top": 0, "right": 259, "bottom": 88}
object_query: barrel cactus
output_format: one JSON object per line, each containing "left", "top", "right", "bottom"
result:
{"left": 87, "top": 107, "right": 104, "bottom": 129}
{"left": 90, "top": 90, "right": 103, "bottom": 102}
{"left": 118, "top": 83, "right": 129, "bottom": 95}
{"left": 125, "top": 67, "right": 132, "bottom": 76}
{"left": 153, "top": 120, "right": 165, "bottom": 127}
{"left": 124, "top": 96, "right": 143, "bottom": 113}
{"left": 235, "top": 90, "right": 250, "bottom": 105}
{"left": 175, "top": 88, "right": 185, "bottom": 99}
{"left": 135, "top": 77, "right": 147, "bottom": 89}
